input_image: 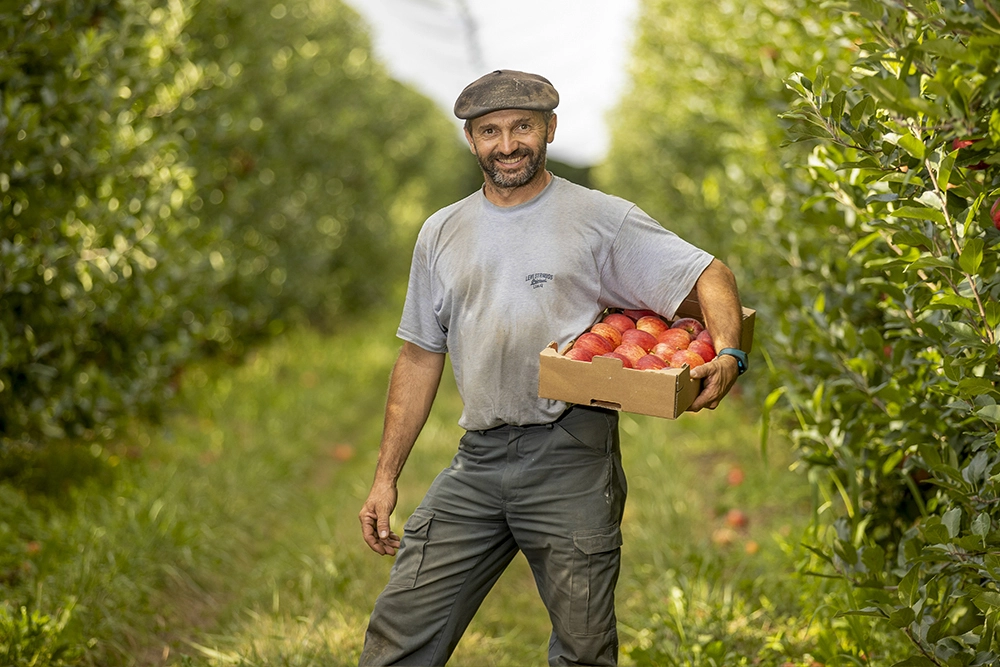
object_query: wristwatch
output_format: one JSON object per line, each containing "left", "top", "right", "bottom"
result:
{"left": 717, "top": 348, "right": 748, "bottom": 375}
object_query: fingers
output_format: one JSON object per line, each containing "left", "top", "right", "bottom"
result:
{"left": 687, "top": 357, "right": 737, "bottom": 412}
{"left": 360, "top": 485, "right": 401, "bottom": 556}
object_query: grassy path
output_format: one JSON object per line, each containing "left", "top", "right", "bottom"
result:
{"left": 2, "top": 313, "right": 896, "bottom": 665}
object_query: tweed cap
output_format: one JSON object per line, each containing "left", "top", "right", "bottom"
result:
{"left": 454, "top": 69, "right": 559, "bottom": 120}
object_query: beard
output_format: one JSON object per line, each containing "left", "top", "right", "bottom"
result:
{"left": 477, "top": 142, "right": 547, "bottom": 189}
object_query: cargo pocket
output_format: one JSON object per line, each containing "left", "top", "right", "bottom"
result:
{"left": 569, "top": 525, "right": 623, "bottom": 635}
{"left": 387, "top": 508, "right": 433, "bottom": 589}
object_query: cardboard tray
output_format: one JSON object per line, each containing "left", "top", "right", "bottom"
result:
{"left": 537, "top": 300, "right": 756, "bottom": 419}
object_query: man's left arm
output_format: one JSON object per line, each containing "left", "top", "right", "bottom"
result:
{"left": 688, "top": 259, "right": 743, "bottom": 411}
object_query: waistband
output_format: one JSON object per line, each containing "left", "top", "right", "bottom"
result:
{"left": 471, "top": 404, "right": 616, "bottom": 435}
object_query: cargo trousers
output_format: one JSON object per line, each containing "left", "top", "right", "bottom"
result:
{"left": 359, "top": 405, "right": 627, "bottom": 666}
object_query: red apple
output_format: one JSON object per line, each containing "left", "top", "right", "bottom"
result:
{"left": 688, "top": 339, "right": 716, "bottom": 363}
{"left": 564, "top": 347, "right": 594, "bottom": 362}
{"left": 590, "top": 322, "right": 623, "bottom": 348}
{"left": 953, "top": 138, "right": 976, "bottom": 150}
{"left": 602, "top": 312, "right": 636, "bottom": 333}
{"left": 597, "top": 351, "right": 633, "bottom": 369}
{"left": 635, "top": 315, "right": 670, "bottom": 338}
{"left": 669, "top": 349, "right": 705, "bottom": 369}
{"left": 696, "top": 329, "right": 714, "bottom": 346}
{"left": 671, "top": 317, "right": 705, "bottom": 336}
{"left": 725, "top": 508, "right": 749, "bottom": 529}
{"left": 621, "top": 328, "right": 658, "bottom": 351}
{"left": 657, "top": 328, "right": 692, "bottom": 349}
{"left": 614, "top": 342, "right": 647, "bottom": 366}
{"left": 726, "top": 466, "right": 745, "bottom": 486}
{"left": 635, "top": 354, "right": 667, "bottom": 370}
{"left": 573, "top": 332, "right": 614, "bottom": 358}
{"left": 650, "top": 342, "right": 679, "bottom": 360}
{"left": 623, "top": 308, "right": 658, "bottom": 321}
{"left": 992, "top": 198, "right": 1000, "bottom": 230}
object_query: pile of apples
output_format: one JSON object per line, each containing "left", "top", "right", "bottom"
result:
{"left": 564, "top": 309, "right": 716, "bottom": 370}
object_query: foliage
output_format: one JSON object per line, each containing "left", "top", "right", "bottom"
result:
{"left": 1, "top": 0, "right": 207, "bottom": 447}
{"left": 0, "top": 601, "right": 82, "bottom": 667}
{"left": 779, "top": 2, "right": 1000, "bottom": 664}
{"left": 0, "top": 0, "right": 474, "bottom": 453}
{"left": 178, "top": 0, "right": 476, "bottom": 343}
{"left": 602, "top": 0, "right": 1000, "bottom": 663}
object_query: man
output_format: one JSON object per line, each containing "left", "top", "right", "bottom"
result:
{"left": 358, "top": 70, "right": 745, "bottom": 666}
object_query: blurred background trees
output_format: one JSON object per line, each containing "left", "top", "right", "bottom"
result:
{"left": 1, "top": 0, "right": 477, "bottom": 455}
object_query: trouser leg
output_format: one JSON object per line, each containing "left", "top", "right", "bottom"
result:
{"left": 359, "top": 430, "right": 517, "bottom": 666}
{"left": 509, "top": 407, "right": 626, "bottom": 666}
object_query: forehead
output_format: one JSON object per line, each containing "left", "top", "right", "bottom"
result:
{"left": 469, "top": 108, "right": 546, "bottom": 130}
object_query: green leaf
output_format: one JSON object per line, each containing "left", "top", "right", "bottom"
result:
{"left": 929, "top": 294, "right": 976, "bottom": 310}
{"left": 974, "top": 591, "right": 1000, "bottom": 613}
{"left": 888, "top": 606, "right": 916, "bottom": 628}
{"left": 958, "top": 377, "right": 996, "bottom": 397}
{"left": 896, "top": 133, "right": 925, "bottom": 160}
{"left": 942, "top": 506, "right": 961, "bottom": 538}
{"left": 891, "top": 657, "right": 936, "bottom": 667}
{"left": 971, "top": 512, "right": 991, "bottom": 538}
{"left": 892, "top": 206, "right": 946, "bottom": 224}
{"left": 959, "top": 237, "right": 984, "bottom": 275}
{"left": 898, "top": 566, "right": 919, "bottom": 606}
{"left": 831, "top": 90, "right": 846, "bottom": 125}
{"left": 975, "top": 404, "right": 1000, "bottom": 424}
{"left": 850, "top": 231, "right": 882, "bottom": 257}
{"left": 892, "top": 230, "right": 933, "bottom": 249}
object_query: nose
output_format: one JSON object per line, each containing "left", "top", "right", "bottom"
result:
{"left": 498, "top": 131, "right": 518, "bottom": 155}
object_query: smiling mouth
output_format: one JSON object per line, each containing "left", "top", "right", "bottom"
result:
{"left": 492, "top": 151, "right": 528, "bottom": 167}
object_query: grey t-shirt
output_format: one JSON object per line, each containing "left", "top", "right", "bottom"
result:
{"left": 397, "top": 175, "right": 713, "bottom": 431}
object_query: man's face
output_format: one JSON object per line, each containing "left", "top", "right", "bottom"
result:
{"left": 464, "top": 109, "right": 557, "bottom": 190}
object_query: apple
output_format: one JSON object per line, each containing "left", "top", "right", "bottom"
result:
{"left": 651, "top": 342, "right": 681, "bottom": 360}
{"left": 657, "top": 328, "right": 691, "bottom": 349}
{"left": 696, "top": 329, "right": 714, "bottom": 346}
{"left": 590, "top": 322, "right": 623, "bottom": 347}
{"left": 688, "top": 339, "right": 716, "bottom": 363}
{"left": 635, "top": 315, "right": 670, "bottom": 338}
{"left": 992, "top": 198, "right": 1000, "bottom": 230}
{"left": 564, "top": 347, "right": 594, "bottom": 362}
{"left": 573, "top": 332, "right": 614, "bottom": 358}
{"left": 635, "top": 354, "right": 667, "bottom": 370}
{"left": 725, "top": 508, "right": 749, "bottom": 529}
{"left": 671, "top": 317, "right": 705, "bottom": 336}
{"left": 726, "top": 466, "right": 745, "bottom": 486}
{"left": 623, "top": 308, "right": 657, "bottom": 320}
{"left": 602, "top": 312, "right": 636, "bottom": 333}
{"left": 953, "top": 138, "right": 976, "bottom": 150}
{"left": 621, "top": 328, "right": 658, "bottom": 351}
{"left": 669, "top": 349, "right": 705, "bottom": 369}
{"left": 597, "top": 351, "right": 633, "bottom": 369}
{"left": 613, "top": 342, "right": 647, "bottom": 366}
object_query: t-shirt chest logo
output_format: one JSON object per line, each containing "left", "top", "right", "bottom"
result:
{"left": 525, "top": 272, "right": 554, "bottom": 289}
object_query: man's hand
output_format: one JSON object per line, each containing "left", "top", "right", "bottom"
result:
{"left": 688, "top": 353, "right": 739, "bottom": 411}
{"left": 359, "top": 481, "right": 402, "bottom": 556}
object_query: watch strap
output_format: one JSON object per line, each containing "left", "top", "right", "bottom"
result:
{"left": 717, "top": 348, "right": 748, "bottom": 375}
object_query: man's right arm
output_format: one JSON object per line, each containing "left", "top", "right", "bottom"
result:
{"left": 359, "top": 341, "right": 445, "bottom": 556}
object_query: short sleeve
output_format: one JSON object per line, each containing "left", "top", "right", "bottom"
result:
{"left": 396, "top": 236, "right": 448, "bottom": 353}
{"left": 599, "top": 206, "right": 714, "bottom": 318}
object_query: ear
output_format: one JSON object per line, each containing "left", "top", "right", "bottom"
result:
{"left": 463, "top": 124, "right": 478, "bottom": 155}
{"left": 546, "top": 113, "right": 558, "bottom": 144}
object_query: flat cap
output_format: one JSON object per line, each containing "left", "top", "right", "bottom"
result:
{"left": 454, "top": 69, "right": 559, "bottom": 120}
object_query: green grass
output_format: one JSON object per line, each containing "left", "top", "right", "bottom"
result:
{"left": 0, "top": 312, "right": 909, "bottom": 666}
